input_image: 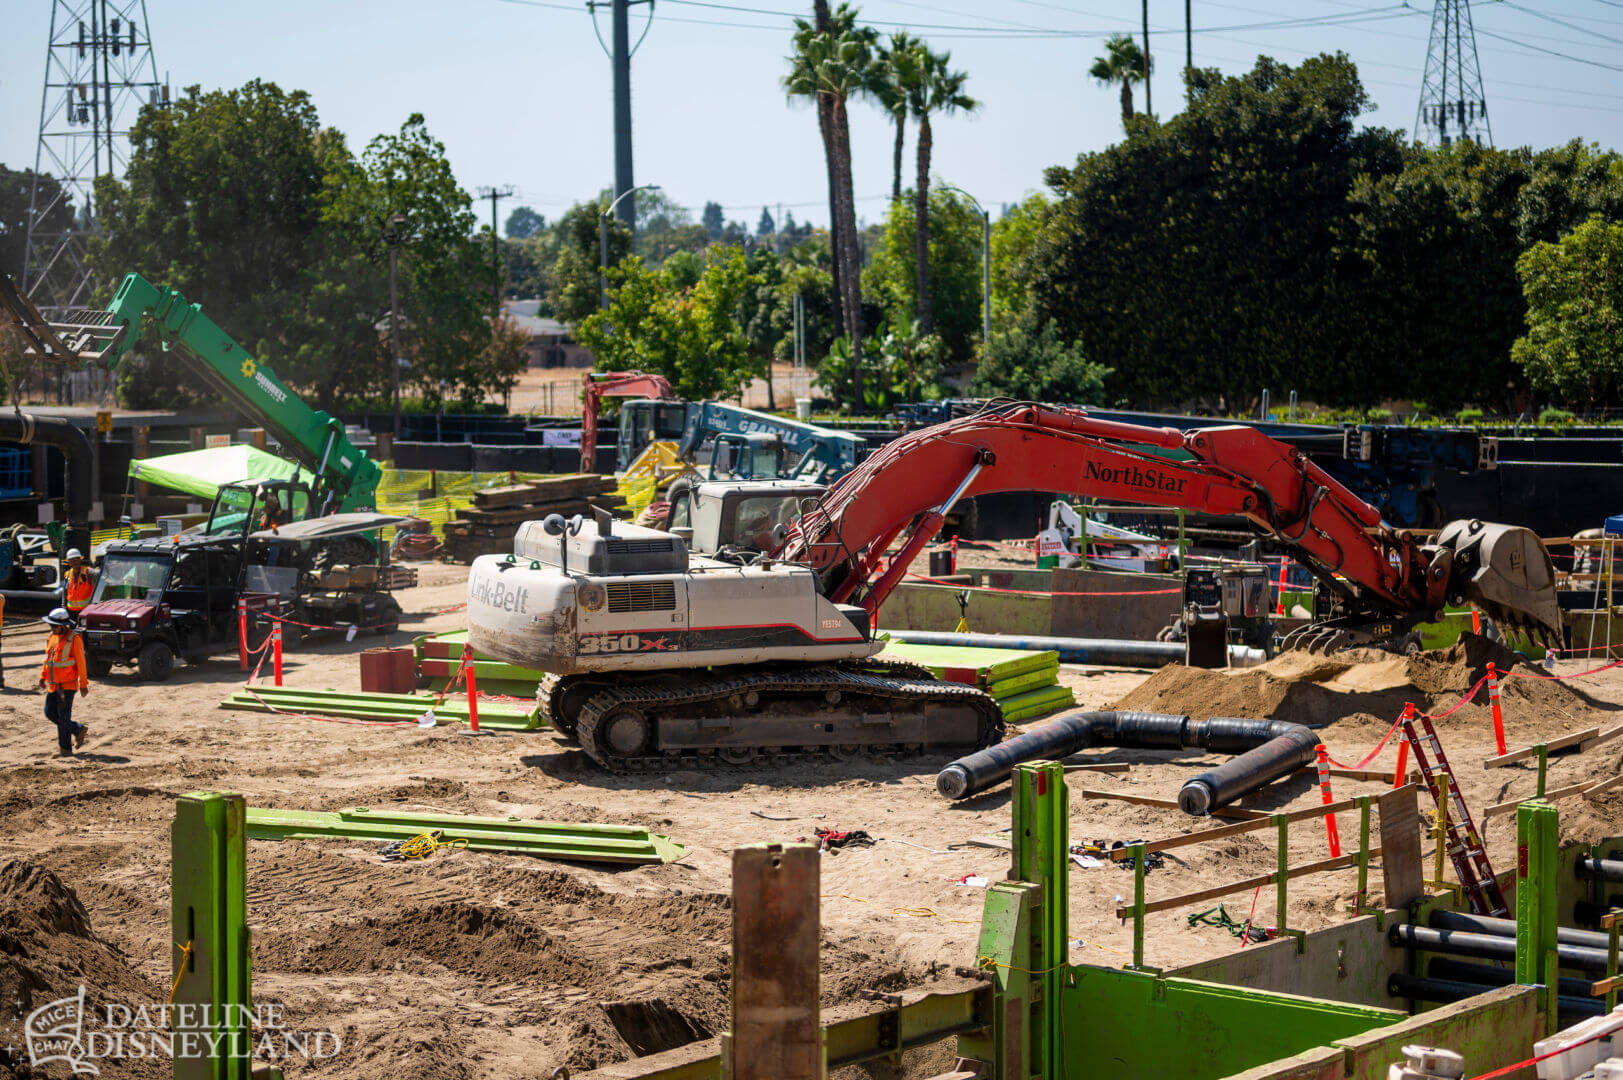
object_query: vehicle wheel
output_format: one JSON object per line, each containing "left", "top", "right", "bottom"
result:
{"left": 136, "top": 641, "right": 175, "bottom": 682}
{"left": 599, "top": 707, "right": 652, "bottom": 757}
{"left": 86, "top": 656, "right": 112, "bottom": 679}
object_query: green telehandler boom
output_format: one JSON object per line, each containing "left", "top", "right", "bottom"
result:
{"left": 0, "top": 272, "right": 381, "bottom": 514}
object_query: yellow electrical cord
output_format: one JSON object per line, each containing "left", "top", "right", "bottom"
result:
{"left": 169, "top": 939, "right": 194, "bottom": 1003}
{"left": 384, "top": 830, "right": 468, "bottom": 861}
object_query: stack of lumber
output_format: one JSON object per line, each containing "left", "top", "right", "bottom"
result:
{"left": 441, "top": 474, "right": 624, "bottom": 563}
{"left": 415, "top": 629, "right": 547, "bottom": 697}
{"left": 878, "top": 640, "right": 1075, "bottom": 724}
{"left": 218, "top": 684, "right": 541, "bottom": 730}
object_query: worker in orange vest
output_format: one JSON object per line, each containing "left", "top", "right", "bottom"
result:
{"left": 38, "top": 607, "right": 88, "bottom": 756}
{"left": 63, "top": 548, "right": 94, "bottom": 621}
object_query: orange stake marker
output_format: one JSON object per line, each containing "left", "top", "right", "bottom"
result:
{"left": 1486, "top": 661, "right": 1506, "bottom": 756}
{"left": 272, "top": 621, "right": 283, "bottom": 687}
{"left": 1393, "top": 704, "right": 1414, "bottom": 789}
{"left": 463, "top": 643, "right": 480, "bottom": 734}
{"left": 1316, "top": 745, "right": 1341, "bottom": 857}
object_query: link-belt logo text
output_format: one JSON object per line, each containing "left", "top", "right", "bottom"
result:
{"left": 1084, "top": 459, "right": 1187, "bottom": 496}
{"left": 471, "top": 574, "right": 529, "bottom": 614}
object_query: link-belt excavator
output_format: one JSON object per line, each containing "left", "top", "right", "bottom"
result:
{"left": 467, "top": 402, "right": 1562, "bottom": 771}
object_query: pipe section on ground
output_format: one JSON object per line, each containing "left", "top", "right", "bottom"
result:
{"left": 1388, "top": 973, "right": 1603, "bottom": 1018}
{"left": 934, "top": 709, "right": 1320, "bottom": 816}
{"left": 0, "top": 412, "right": 92, "bottom": 522}
{"left": 1389, "top": 923, "right": 1612, "bottom": 974}
{"left": 880, "top": 630, "right": 1266, "bottom": 669}
{"left": 1427, "top": 958, "right": 1598, "bottom": 999}
{"left": 1428, "top": 909, "right": 1613, "bottom": 950}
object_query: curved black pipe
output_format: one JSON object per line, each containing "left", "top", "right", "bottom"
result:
{"left": 0, "top": 412, "right": 92, "bottom": 522}
{"left": 1389, "top": 923, "right": 1613, "bottom": 974}
{"left": 935, "top": 709, "right": 1321, "bottom": 817}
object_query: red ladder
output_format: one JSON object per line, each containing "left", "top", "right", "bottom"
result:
{"left": 1400, "top": 712, "right": 1509, "bottom": 917}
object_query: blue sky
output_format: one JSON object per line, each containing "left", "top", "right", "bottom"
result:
{"left": 4, "top": 0, "right": 1622, "bottom": 231}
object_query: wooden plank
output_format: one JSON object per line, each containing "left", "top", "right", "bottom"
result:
{"left": 964, "top": 834, "right": 1012, "bottom": 851}
{"left": 1114, "top": 848, "right": 1381, "bottom": 918}
{"left": 1295, "top": 765, "right": 1403, "bottom": 783}
{"left": 1484, "top": 781, "right": 1596, "bottom": 819}
{"left": 1581, "top": 724, "right": 1623, "bottom": 754}
{"left": 1590, "top": 974, "right": 1623, "bottom": 997}
{"left": 1584, "top": 774, "right": 1623, "bottom": 799}
{"left": 1061, "top": 762, "right": 1131, "bottom": 775}
{"left": 1078, "top": 789, "right": 1266, "bottom": 820}
{"left": 1379, "top": 786, "right": 1425, "bottom": 908}
{"left": 473, "top": 484, "right": 547, "bottom": 509}
{"left": 730, "top": 844, "right": 821, "bottom": 1080}
{"left": 1485, "top": 727, "right": 1600, "bottom": 769}
{"left": 1104, "top": 796, "right": 1366, "bottom": 861}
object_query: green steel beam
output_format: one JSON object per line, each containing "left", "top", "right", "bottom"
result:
{"left": 1516, "top": 800, "right": 1560, "bottom": 1033}
{"left": 1011, "top": 763, "right": 1066, "bottom": 1080}
{"left": 245, "top": 806, "right": 685, "bottom": 864}
{"left": 959, "top": 883, "right": 1038, "bottom": 1080}
{"left": 172, "top": 792, "right": 252, "bottom": 1080}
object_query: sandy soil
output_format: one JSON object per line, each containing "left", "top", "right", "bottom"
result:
{"left": 1, "top": 566, "right": 1621, "bottom": 1079}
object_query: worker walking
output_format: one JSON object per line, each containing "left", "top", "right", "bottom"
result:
{"left": 63, "top": 548, "right": 94, "bottom": 622}
{"left": 38, "top": 608, "right": 88, "bottom": 757}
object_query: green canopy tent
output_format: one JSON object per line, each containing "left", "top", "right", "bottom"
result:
{"left": 127, "top": 445, "right": 300, "bottom": 501}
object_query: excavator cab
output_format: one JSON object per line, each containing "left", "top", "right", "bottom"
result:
{"left": 663, "top": 478, "right": 828, "bottom": 557}
{"left": 616, "top": 400, "right": 693, "bottom": 472}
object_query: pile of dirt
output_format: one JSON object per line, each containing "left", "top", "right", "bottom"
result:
{"left": 1110, "top": 635, "right": 1605, "bottom": 737}
{"left": 0, "top": 859, "right": 166, "bottom": 1078}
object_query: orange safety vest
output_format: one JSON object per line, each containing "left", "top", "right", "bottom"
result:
{"left": 40, "top": 631, "right": 87, "bottom": 691}
{"left": 64, "top": 565, "right": 93, "bottom": 611}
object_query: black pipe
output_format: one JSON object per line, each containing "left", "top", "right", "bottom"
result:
{"left": 1429, "top": 909, "right": 1614, "bottom": 950}
{"left": 1578, "top": 857, "right": 1623, "bottom": 884}
{"left": 935, "top": 710, "right": 1320, "bottom": 816}
{"left": 0, "top": 412, "right": 92, "bottom": 522}
{"left": 1388, "top": 973, "right": 1604, "bottom": 1018}
{"left": 1389, "top": 923, "right": 1614, "bottom": 974}
{"left": 1427, "top": 958, "right": 1599, "bottom": 999}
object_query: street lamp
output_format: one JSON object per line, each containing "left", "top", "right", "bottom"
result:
{"left": 938, "top": 183, "right": 991, "bottom": 344}
{"left": 600, "top": 183, "right": 660, "bottom": 310}
{"left": 382, "top": 212, "right": 409, "bottom": 442}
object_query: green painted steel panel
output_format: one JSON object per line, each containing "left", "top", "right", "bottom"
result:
{"left": 877, "top": 642, "right": 1061, "bottom": 683}
{"left": 985, "top": 665, "right": 1062, "bottom": 700}
{"left": 245, "top": 806, "right": 686, "bottom": 864}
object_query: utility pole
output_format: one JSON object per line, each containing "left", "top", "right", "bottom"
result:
{"left": 1142, "top": 0, "right": 1152, "bottom": 116}
{"left": 383, "top": 214, "right": 408, "bottom": 442}
{"left": 590, "top": 0, "right": 653, "bottom": 230}
{"left": 477, "top": 186, "right": 514, "bottom": 313}
{"left": 24, "top": 0, "right": 165, "bottom": 312}
{"left": 1185, "top": 0, "right": 1192, "bottom": 73}
{"left": 1416, "top": 0, "right": 1491, "bottom": 146}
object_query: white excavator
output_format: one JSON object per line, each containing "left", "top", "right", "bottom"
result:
{"left": 468, "top": 403, "right": 1561, "bottom": 771}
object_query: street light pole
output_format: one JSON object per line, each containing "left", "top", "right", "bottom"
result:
{"left": 599, "top": 182, "right": 661, "bottom": 310}
{"left": 940, "top": 183, "right": 992, "bottom": 343}
{"left": 383, "top": 213, "right": 408, "bottom": 442}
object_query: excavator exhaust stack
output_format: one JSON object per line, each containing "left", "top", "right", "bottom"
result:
{"left": 1434, "top": 519, "right": 1563, "bottom": 646}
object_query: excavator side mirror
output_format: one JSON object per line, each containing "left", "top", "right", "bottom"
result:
{"left": 542, "top": 514, "right": 567, "bottom": 537}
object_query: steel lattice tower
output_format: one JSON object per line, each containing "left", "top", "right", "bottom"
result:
{"left": 23, "top": 0, "right": 164, "bottom": 311}
{"left": 1415, "top": 0, "right": 1491, "bottom": 146}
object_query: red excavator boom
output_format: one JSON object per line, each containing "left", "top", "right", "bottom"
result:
{"left": 579, "top": 370, "right": 675, "bottom": 474}
{"left": 778, "top": 403, "right": 1560, "bottom": 645}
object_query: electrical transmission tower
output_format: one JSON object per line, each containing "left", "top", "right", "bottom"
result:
{"left": 23, "top": 0, "right": 165, "bottom": 311}
{"left": 1415, "top": 0, "right": 1491, "bottom": 146}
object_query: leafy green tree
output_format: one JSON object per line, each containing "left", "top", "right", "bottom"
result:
{"left": 504, "top": 205, "right": 545, "bottom": 239}
{"left": 902, "top": 46, "right": 976, "bottom": 335}
{"left": 576, "top": 249, "right": 765, "bottom": 400}
{"left": 702, "top": 201, "right": 725, "bottom": 240}
{"left": 1512, "top": 215, "right": 1623, "bottom": 404}
{"left": 0, "top": 165, "right": 72, "bottom": 281}
{"left": 549, "top": 199, "right": 631, "bottom": 326}
{"left": 757, "top": 206, "right": 775, "bottom": 237}
{"left": 1090, "top": 34, "right": 1147, "bottom": 127}
{"left": 786, "top": 3, "right": 877, "bottom": 397}
{"left": 1031, "top": 55, "right": 1402, "bottom": 410}
{"left": 989, "top": 192, "right": 1050, "bottom": 327}
{"left": 866, "top": 186, "right": 982, "bottom": 366}
{"left": 876, "top": 313, "right": 942, "bottom": 403}
{"left": 969, "top": 318, "right": 1110, "bottom": 404}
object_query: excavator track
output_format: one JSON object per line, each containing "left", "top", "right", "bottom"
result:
{"left": 571, "top": 661, "right": 1005, "bottom": 772}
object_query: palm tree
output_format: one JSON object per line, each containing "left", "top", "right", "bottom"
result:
{"left": 785, "top": 4, "right": 877, "bottom": 397}
{"left": 872, "top": 32, "right": 921, "bottom": 205}
{"left": 906, "top": 46, "right": 977, "bottom": 335}
{"left": 1090, "top": 33, "right": 1147, "bottom": 126}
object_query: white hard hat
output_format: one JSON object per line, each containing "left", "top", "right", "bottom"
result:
{"left": 43, "top": 607, "right": 72, "bottom": 626}
{"left": 65, "top": 548, "right": 83, "bottom": 560}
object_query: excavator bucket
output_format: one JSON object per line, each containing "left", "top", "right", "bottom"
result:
{"left": 1435, "top": 519, "right": 1563, "bottom": 646}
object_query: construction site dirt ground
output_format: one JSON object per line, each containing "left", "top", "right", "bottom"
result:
{"left": 2, "top": 566, "right": 1622, "bottom": 1079}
